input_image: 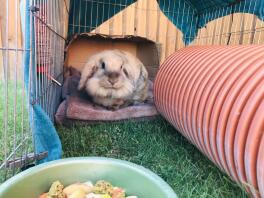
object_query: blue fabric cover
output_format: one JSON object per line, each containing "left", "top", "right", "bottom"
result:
{"left": 20, "top": 0, "right": 62, "bottom": 164}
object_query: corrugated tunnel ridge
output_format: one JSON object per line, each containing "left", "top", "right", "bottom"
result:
{"left": 154, "top": 45, "right": 264, "bottom": 197}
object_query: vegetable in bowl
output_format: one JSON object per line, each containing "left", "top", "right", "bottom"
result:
{"left": 39, "top": 180, "right": 138, "bottom": 198}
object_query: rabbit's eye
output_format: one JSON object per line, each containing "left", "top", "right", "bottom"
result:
{"left": 121, "top": 65, "right": 123, "bottom": 69}
{"left": 123, "top": 68, "right": 129, "bottom": 78}
{"left": 101, "top": 62, "right": 105, "bottom": 69}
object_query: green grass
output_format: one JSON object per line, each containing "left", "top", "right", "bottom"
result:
{"left": 0, "top": 82, "right": 30, "bottom": 158}
{"left": 0, "top": 81, "right": 31, "bottom": 182}
{"left": 57, "top": 118, "right": 248, "bottom": 198}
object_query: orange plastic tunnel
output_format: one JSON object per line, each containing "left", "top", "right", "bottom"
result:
{"left": 153, "top": 45, "right": 264, "bottom": 197}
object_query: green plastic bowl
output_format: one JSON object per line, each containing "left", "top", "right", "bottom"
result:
{"left": 0, "top": 157, "right": 177, "bottom": 198}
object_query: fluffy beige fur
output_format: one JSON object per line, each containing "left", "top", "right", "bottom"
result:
{"left": 78, "top": 50, "right": 148, "bottom": 110}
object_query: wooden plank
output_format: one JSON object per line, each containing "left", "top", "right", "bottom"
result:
{"left": 112, "top": 10, "right": 123, "bottom": 35}
{"left": 63, "top": 0, "right": 70, "bottom": 38}
{"left": 147, "top": 0, "right": 158, "bottom": 42}
{"left": 122, "top": 3, "right": 127, "bottom": 35}
{"left": 238, "top": 14, "right": 245, "bottom": 44}
{"left": 0, "top": 27, "right": 3, "bottom": 80}
{"left": 0, "top": 0, "right": 7, "bottom": 48}
{"left": 96, "top": 19, "right": 109, "bottom": 35}
{"left": 155, "top": 2, "right": 160, "bottom": 43}
{"left": 220, "top": 14, "right": 232, "bottom": 45}
{"left": 164, "top": 19, "right": 170, "bottom": 58}
{"left": 204, "top": 18, "right": 215, "bottom": 45}
{"left": 109, "top": 14, "right": 114, "bottom": 35}
{"left": 177, "top": 31, "right": 185, "bottom": 50}
{"left": 217, "top": 17, "right": 225, "bottom": 45}
{"left": 226, "top": 13, "right": 234, "bottom": 45}
{"left": 158, "top": 12, "right": 168, "bottom": 63}
{"left": 125, "top": 3, "right": 135, "bottom": 35}
{"left": 134, "top": 0, "right": 138, "bottom": 36}
{"left": 228, "top": 13, "right": 242, "bottom": 45}
{"left": 0, "top": 0, "right": 25, "bottom": 81}
{"left": 241, "top": 14, "right": 254, "bottom": 44}
{"left": 0, "top": 0, "right": 5, "bottom": 79}
{"left": 195, "top": 28, "right": 202, "bottom": 46}
{"left": 165, "top": 19, "right": 173, "bottom": 58}
{"left": 0, "top": 0, "right": 7, "bottom": 77}
{"left": 167, "top": 21, "right": 178, "bottom": 56}
{"left": 136, "top": 0, "right": 147, "bottom": 38}
{"left": 197, "top": 25, "right": 207, "bottom": 46}
{"left": 253, "top": 17, "right": 264, "bottom": 44}
{"left": 249, "top": 15, "right": 257, "bottom": 44}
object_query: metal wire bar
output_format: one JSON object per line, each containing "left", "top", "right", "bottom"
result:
{"left": 0, "top": 137, "right": 30, "bottom": 170}
{"left": 33, "top": 0, "right": 38, "bottom": 110}
{"left": 35, "top": 0, "right": 41, "bottom": 108}
{"left": 31, "top": 12, "right": 66, "bottom": 41}
{"left": 0, "top": 48, "right": 30, "bottom": 51}
{"left": 40, "top": 0, "right": 45, "bottom": 105}
{"left": 43, "top": 0, "right": 48, "bottom": 115}
{"left": 246, "top": 0, "right": 257, "bottom": 44}
{"left": 2, "top": 0, "right": 9, "bottom": 180}
{"left": 20, "top": 0, "right": 28, "bottom": 176}
{"left": 44, "top": 0, "right": 48, "bottom": 115}
{"left": 90, "top": 0, "right": 94, "bottom": 33}
{"left": 11, "top": 0, "right": 18, "bottom": 175}
{"left": 29, "top": 0, "right": 36, "bottom": 167}
{"left": 64, "top": 0, "right": 69, "bottom": 14}
{"left": 49, "top": 0, "right": 56, "bottom": 119}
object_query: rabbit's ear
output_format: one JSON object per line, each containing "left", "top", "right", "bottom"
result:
{"left": 140, "top": 64, "right": 148, "bottom": 81}
{"left": 78, "top": 60, "right": 98, "bottom": 90}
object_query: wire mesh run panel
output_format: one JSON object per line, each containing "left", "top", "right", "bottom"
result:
{"left": 1, "top": 0, "right": 264, "bottom": 185}
{"left": 32, "top": 0, "right": 68, "bottom": 120}
{"left": 190, "top": 0, "right": 264, "bottom": 45}
{"left": 0, "top": 0, "right": 32, "bottom": 183}
{"left": 0, "top": 0, "right": 68, "bottom": 182}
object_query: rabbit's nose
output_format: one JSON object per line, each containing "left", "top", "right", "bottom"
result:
{"left": 108, "top": 78, "right": 118, "bottom": 85}
{"left": 107, "top": 72, "right": 119, "bottom": 85}
{"left": 108, "top": 72, "right": 120, "bottom": 79}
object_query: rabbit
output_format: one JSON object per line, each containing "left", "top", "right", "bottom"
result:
{"left": 78, "top": 49, "right": 149, "bottom": 110}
